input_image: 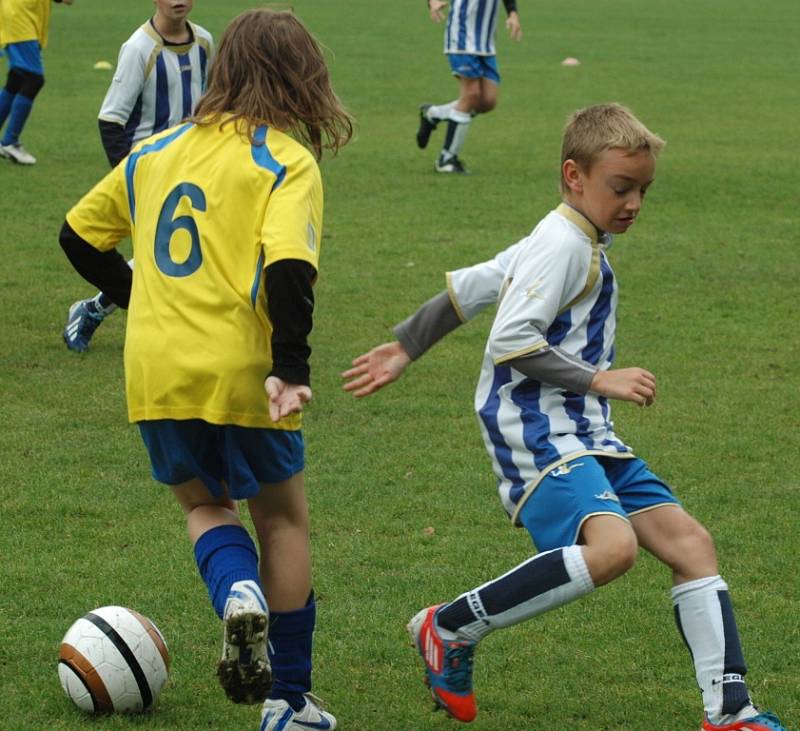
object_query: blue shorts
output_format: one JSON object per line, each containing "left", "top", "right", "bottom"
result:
{"left": 5, "top": 41, "right": 44, "bottom": 75}
{"left": 518, "top": 456, "right": 680, "bottom": 551}
{"left": 447, "top": 53, "right": 500, "bottom": 84}
{"left": 138, "top": 419, "right": 304, "bottom": 500}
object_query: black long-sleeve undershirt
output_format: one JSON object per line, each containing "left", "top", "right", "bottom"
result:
{"left": 98, "top": 120, "right": 132, "bottom": 168}
{"left": 59, "top": 220, "right": 133, "bottom": 308}
{"left": 265, "top": 260, "right": 315, "bottom": 386}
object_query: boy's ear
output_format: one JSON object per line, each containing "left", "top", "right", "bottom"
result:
{"left": 562, "top": 159, "right": 583, "bottom": 194}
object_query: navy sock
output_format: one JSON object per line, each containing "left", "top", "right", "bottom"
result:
{"left": 268, "top": 593, "right": 315, "bottom": 711}
{"left": 193, "top": 524, "right": 260, "bottom": 619}
{"left": 97, "top": 292, "right": 115, "bottom": 311}
{"left": 1, "top": 93, "right": 33, "bottom": 146}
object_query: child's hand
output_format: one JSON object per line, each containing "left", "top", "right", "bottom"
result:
{"left": 265, "top": 377, "right": 312, "bottom": 422}
{"left": 341, "top": 341, "right": 412, "bottom": 398}
{"left": 506, "top": 11, "right": 522, "bottom": 41}
{"left": 429, "top": 0, "right": 448, "bottom": 22}
{"left": 590, "top": 368, "right": 656, "bottom": 407}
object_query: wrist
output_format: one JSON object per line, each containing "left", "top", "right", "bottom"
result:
{"left": 589, "top": 370, "right": 606, "bottom": 394}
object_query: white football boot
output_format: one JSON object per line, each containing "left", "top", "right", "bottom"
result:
{"left": 218, "top": 580, "right": 271, "bottom": 704}
{"left": 260, "top": 694, "right": 336, "bottom": 731}
{"left": 0, "top": 143, "right": 36, "bottom": 165}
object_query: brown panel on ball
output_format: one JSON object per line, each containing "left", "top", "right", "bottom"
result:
{"left": 129, "top": 609, "right": 171, "bottom": 671}
{"left": 59, "top": 642, "right": 114, "bottom": 712}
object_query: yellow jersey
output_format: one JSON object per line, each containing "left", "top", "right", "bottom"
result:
{"left": 0, "top": 0, "right": 54, "bottom": 47}
{"left": 66, "top": 118, "right": 323, "bottom": 429}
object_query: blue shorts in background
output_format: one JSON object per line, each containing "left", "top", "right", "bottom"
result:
{"left": 5, "top": 41, "right": 44, "bottom": 75}
{"left": 138, "top": 419, "right": 304, "bottom": 500}
{"left": 447, "top": 53, "right": 500, "bottom": 84}
{"left": 518, "top": 455, "right": 680, "bottom": 551}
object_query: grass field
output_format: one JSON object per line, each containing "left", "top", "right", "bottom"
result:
{"left": 1, "top": 1, "right": 798, "bottom": 729}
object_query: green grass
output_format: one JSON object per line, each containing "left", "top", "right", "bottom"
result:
{"left": 1, "top": 0, "right": 798, "bottom": 729}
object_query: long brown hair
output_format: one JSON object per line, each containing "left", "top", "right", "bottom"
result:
{"left": 192, "top": 9, "right": 353, "bottom": 159}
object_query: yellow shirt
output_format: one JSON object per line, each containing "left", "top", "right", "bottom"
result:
{"left": 67, "top": 118, "right": 323, "bottom": 429}
{"left": 0, "top": 0, "right": 53, "bottom": 47}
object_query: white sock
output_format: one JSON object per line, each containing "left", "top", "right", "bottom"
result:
{"left": 672, "top": 575, "right": 757, "bottom": 723}
{"left": 440, "top": 546, "right": 594, "bottom": 642}
{"left": 426, "top": 100, "right": 458, "bottom": 122}
{"left": 439, "top": 110, "right": 472, "bottom": 161}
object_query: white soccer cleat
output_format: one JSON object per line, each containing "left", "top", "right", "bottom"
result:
{"left": 0, "top": 143, "right": 37, "bottom": 165}
{"left": 218, "top": 580, "right": 272, "bottom": 704}
{"left": 260, "top": 694, "right": 337, "bottom": 731}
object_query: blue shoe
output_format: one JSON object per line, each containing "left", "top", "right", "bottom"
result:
{"left": 702, "top": 710, "right": 787, "bottom": 730}
{"left": 63, "top": 299, "right": 104, "bottom": 352}
{"left": 407, "top": 605, "right": 477, "bottom": 722}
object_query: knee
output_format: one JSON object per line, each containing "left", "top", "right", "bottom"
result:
{"left": 461, "top": 89, "right": 482, "bottom": 114}
{"left": 5, "top": 68, "right": 26, "bottom": 95}
{"left": 19, "top": 70, "right": 45, "bottom": 100}
{"left": 588, "top": 531, "right": 639, "bottom": 586}
{"left": 675, "top": 521, "right": 717, "bottom": 570}
{"left": 252, "top": 502, "right": 310, "bottom": 535}
{"left": 475, "top": 97, "right": 497, "bottom": 114}
{"left": 607, "top": 531, "right": 639, "bottom": 577}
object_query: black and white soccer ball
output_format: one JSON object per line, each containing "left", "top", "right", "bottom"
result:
{"left": 58, "top": 606, "right": 170, "bottom": 713}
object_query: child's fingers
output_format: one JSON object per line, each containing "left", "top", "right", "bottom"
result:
{"left": 341, "top": 365, "right": 363, "bottom": 379}
{"left": 343, "top": 373, "right": 371, "bottom": 392}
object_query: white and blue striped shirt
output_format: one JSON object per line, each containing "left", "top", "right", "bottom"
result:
{"left": 443, "top": 0, "right": 502, "bottom": 56}
{"left": 99, "top": 21, "right": 213, "bottom": 149}
{"left": 474, "top": 204, "right": 634, "bottom": 524}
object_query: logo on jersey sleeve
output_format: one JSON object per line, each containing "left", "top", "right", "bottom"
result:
{"left": 525, "top": 277, "right": 545, "bottom": 300}
{"left": 307, "top": 222, "right": 316, "bottom": 252}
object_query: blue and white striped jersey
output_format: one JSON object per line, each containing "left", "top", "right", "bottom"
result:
{"left": 474, "top": 204, "right": 634, "bottom": 525}
{"left": 98, "top": 21, "right": 213, "bottom": 149}
{"left": 443, "top": 0, "right": 502, "bottom": 56}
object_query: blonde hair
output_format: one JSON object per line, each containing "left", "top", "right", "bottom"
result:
{"left": 192, "top": 9, "right": 353, "bottom": 159}
{"left": 560, "top": 103, "right": 665, "bottom": 193}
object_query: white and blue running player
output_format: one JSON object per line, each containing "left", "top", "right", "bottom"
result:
{"left": 416, "top": 0, "right": 522, "bottom": 174}
{"left": 346, "top": 104, "right": 788, "bottom": 730}
{"left": 62, "top": 0, "right": 213, "bottom": 353}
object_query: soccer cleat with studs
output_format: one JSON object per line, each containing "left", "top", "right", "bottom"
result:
{"left": 260, "top": 694, "right": 337, "bottom": 731}
{"left": 63, "top": 300, "right": 105, "bottom": 353}
{"left": 702, "top": 710, "right": 787, "bottom": 731}
{"left": 0, "top": 142, "right": 36, "bottom": 165}
{"left": 417, "top": 104, "right": 438, "bottom": 149}
{"left": 407, "top": 605, "right": 477, "bottom": 723}
{"left": 434, "top": 154, "right": 469, "bottom": 174}
{"left": 218, "top": 580, "right": 272, "bottom": 704}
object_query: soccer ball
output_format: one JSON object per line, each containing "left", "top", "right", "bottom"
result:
{"left": 58, "top": 606, "right": 170, "bottom": 713}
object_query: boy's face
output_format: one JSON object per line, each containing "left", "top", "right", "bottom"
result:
{"left": 153, "top": 0, "right": 193, "bottom": 21}
{"left": 563, "top": 148, "right": 656, "bottom": 234}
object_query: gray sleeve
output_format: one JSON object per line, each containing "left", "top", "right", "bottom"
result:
{"left": 508, "top": 346, "right": 597, "bottom": 394}
{"left": 392, "top": 290, "right": 463, "bottom": 361}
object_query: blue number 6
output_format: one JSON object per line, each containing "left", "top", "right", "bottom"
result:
{"left": 154, "top": 182, "right": 206, "bottom": 277}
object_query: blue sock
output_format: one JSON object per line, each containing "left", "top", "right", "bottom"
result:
{"left": 1, "top": 93, "right": 33, "bottom": 146}
{"left": 193, "top": 524, "right": 261, "bottom": 619}
{"left": 268, "top": 593, "right": 315, "bottom": 712}
{"left": 0, "top": 89, "right": 14, "bottom": 131}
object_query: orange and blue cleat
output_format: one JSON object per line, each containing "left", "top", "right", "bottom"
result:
{"left": 407, "top": 605, "right": 477, "bottom": 723}
{"left": 702, "top": 711, "right": 787, "bottom": 731}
